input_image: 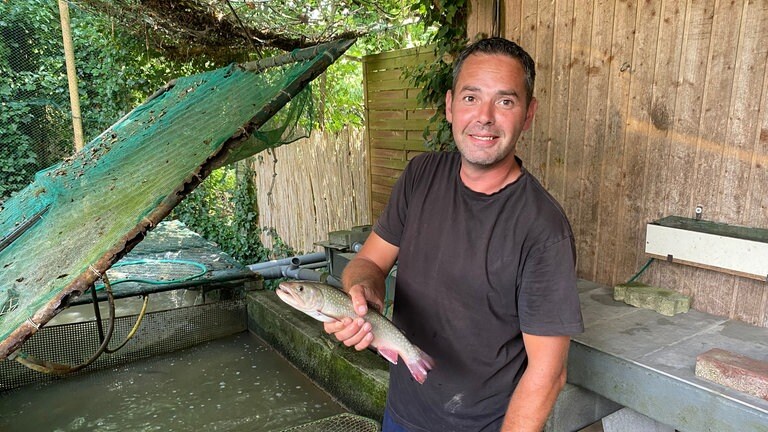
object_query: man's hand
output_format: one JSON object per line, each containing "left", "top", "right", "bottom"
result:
{"left": 323, "top": 231, "right": 398, "bottom": 352}
{"left": 323, "top": 283, "right": 382, "bottom": 351}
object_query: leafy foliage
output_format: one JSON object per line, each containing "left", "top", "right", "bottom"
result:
{"left": 171, "top": 163, "right": 294, "bottom": 264}
{"left": 404, "top": 0, "right": 468, "bottom": 151}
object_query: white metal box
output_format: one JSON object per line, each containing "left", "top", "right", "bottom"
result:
{"left": 645, "top": 216, "right": 768, "bottom": 281}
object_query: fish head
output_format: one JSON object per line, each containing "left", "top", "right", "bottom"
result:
{"left": 276, "top": 280, "right": 336, "bottom": 322}
{"left": 277, "top": 281, "right": 325, "bottom": 311}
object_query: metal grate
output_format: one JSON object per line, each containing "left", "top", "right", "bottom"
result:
{"left": 0, "top": 297, "right": 246, "bottom": 391}
{"left": 279, "top": 413, "right": 380, "bottom": 432}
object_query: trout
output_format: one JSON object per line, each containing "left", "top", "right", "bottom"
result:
{"left": 276, "top": 280, "right": 435, "bottom": 384}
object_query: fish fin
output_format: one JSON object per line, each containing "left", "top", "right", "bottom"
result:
{"left": 304, "top": 310, "right": 337, "bottom": 323}
{"left": 404, "top": 347, "right": 435, "bottom": 385}
{"left": 377, "top": 348, "right": 399, "bottom": 365}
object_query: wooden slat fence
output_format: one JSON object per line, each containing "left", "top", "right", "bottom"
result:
{"left": 363, "top": 47, "right": 435, "bottom": 221}
{"left": 251, "top": 127, "right": 369, "bottom": 253}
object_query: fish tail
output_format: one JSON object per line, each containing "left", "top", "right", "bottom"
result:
{"left": 405, "top": 347, "right": 435, "bottom": 385}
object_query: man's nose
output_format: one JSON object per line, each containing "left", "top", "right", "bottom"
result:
{"left": 476, "top": 101, "right": 495, "bottom": 125}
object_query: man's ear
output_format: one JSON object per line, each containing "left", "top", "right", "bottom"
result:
{"left": 523, "top": 97, "right": 538, "bottom": 131}
{"left": 445, "top": 89, "right": 453, "bottom": 123}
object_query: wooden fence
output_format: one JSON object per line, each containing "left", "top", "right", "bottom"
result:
{"left": 251, "top": 127, "right": 370, "bottom": 254}
{"left": 464, "top": 0, "right": 768, "bottom": 326}
{"left": 363, "top": 46, "right": 435, "bottom": 221}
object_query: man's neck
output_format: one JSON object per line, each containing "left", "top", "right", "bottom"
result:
{"left": 459, "top": 156, "right": 522, "bottom": 195}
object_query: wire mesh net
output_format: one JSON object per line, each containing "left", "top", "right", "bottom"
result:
{"left": 0, "top": 2, "right": 76, "bottom": 200}
{"left": 0, "top": 38, "right": 354, "bottom": 359}
{"left": 279, "top": 413, "right": 381, "bottom": 432}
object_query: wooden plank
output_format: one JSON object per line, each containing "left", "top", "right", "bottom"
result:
{"left": 564, "top": 0, "right": 593, "bottom": 280}
{"left": 369, "top": 129, "right": 406, "bottom": 139}
{"left": 516, "top": 0, "right": 539, "bottom": 171}
{"left": 594, "top": 0, "right": 636, "bottom": 284}
{"left": 364, "top": 52, "right": 436, "bottom": 71}
{"left": 576, "top": 0, "right": 612, "bottom": 281}
{"left": 365, "top": 68, "right": 409, "bottom": 82}
{"left": 651, "top": 0, "right": 719, "bottom": 313}
{"left": 529, "top": 0, "right": 555, "bottom": 188}
{"left": 723, "top": 1, "right": 768, "bottom": 324}
{"left": 747, "top": 10, "right": 768, "bottom": 328}
{"left": 473, "top": 0, "right": 493, "bottom": 39}
{"left": 636, "top": 0, "right": 686, "bottom": 294}
{"left": 369, "top": 110, "right": 406, "bottom": 120}
{"left": 406, "top": 109, "right": 436, "bottom": 120}
{"left": 371, "top": 165, "right": 404, "bottom": 178}
{"left": 371, "top": 200, "right": 388, "bottom": 221}
{"left": 371, "top": 157, "right": 409, "bottom": 171}
{"left": 363, "top": 45, "right": 375, "bottom": 224}
{"left": 368, "top": 98, "right": 423, "bottom": 110}
{"left": 640, "top": 0, "right": 686, "bottom": 232}
{"left": 504, "top": 0, "right": 523, "bottom": 40}
{"left": 370, "top": 137, "right": 428, "bottom": 151}
{"left": 543, "top": 0, "right": 571, "bottom": 201}
{"left": 612, "top": 0, "right": 659, "bottom": 283}
{"left": 368, "top": 118, "right": 430, "bottom": 131}
{"left": 687, "top": 0, "right": 742, "bottom": 316}
{"left": 663, "top": 0, "right": 714, "bottom": 218}
{"left": 370, "top": 174, "right": 398, "bottom": 188}
{"left": 371, "top": 183, "right": 394, "bottom": 195}
{"left": 371, "top": 148, "right": 408, "bottom": 160}
{"left": 366, "top": 78, "right": 417, "bottom": 92}
{"left": 371, "top": 191, "right": 392, "bottom": 204}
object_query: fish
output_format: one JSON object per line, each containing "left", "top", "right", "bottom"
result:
{"left": 276, "top": 280, "right": 435, "bottom": 384}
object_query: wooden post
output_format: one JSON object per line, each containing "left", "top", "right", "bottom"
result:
{"left": 58, "top": 0, "right": 84, "bottom": 152}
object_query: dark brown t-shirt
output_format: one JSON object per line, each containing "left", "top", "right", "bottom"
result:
{"left": 375, "top": 151, "right": 584, "bottom": 432}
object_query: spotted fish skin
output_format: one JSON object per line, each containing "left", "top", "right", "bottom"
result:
{"left": 276, "top": 280, "right": 434, "bottom": 384}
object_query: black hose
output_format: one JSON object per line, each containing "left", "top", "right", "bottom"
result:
{"left": 13, "top": 273, "right": 117, "bottom": 375}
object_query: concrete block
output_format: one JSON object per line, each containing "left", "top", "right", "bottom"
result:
{"left": 613, "top": 282, "right": 690, "bottom": 316}
{"left": 602, "top": 408, "right": 674, "bottom": 432}
{"left": 246, "top": 290, "right": 389, "bottom": 420}
{"left": 695, "top": 348, "right": 768, "bottom": 400}
{"left": 544, "top": 383, "right": 621, "bottom": 432}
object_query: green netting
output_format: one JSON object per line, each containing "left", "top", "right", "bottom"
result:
{"left": 0, "top": 39, "right": 354, "bottom": 359}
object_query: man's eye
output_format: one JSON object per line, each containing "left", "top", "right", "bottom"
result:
{"left": 463, "top": 95, "right": 476, "bottom": 103}
{"left": 499, "top": 99, "right": 513, "bottom": 106}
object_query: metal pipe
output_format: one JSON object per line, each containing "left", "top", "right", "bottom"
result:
{"left": 247, "top": 251, "right": 326, "bottom": 271}
{"left": 282, "top": 266, "right": 342, "bottom": 289}
{"left": 255, "top": 263, "right": 341, "bottom": 289}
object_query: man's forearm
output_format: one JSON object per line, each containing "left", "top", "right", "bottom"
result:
{"left": 500, "top": 367, "right": 566, "bottom": 431}
{"left": 341, "top": 256, "right": 387, "bottom": 301}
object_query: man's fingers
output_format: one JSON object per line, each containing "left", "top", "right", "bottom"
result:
{"left": 348, "top": 286, "right": 369, "bottom": 317}
{"left": 354, "top": 332, "right": 374, "bottom": 351}
{"left": 323, "top": 317, "right": 350, "bottom": 334}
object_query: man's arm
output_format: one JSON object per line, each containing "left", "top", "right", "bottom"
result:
{"left": 501, "top": 333, "right": 570, "bottom": 431}
{"left": 323, "top": 232, "right": 399, "bottom": 350}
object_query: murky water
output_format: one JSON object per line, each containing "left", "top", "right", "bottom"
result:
{"left": 0, "top": 332, "right": 346, "bottom": 431}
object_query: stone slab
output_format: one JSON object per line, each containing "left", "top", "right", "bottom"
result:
{"left": 696, "top": 348, "right": 768, "bottom": 400}
{"left": 614, "top": 282, "right": 690, "bottom": 316}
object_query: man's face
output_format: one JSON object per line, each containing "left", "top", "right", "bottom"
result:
{"left": 446, "top": 53, "right": 537, "bottom": 169}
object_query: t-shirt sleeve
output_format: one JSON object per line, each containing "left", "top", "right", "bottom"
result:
{"left": 518, "top": 235, "right": 584, "bottom": 336}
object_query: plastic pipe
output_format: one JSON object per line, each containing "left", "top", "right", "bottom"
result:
{"left": 247, "top": 251, "right": 326, "bottom": 271}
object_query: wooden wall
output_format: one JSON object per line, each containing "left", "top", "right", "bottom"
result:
{"left": 363, "top": 47, "right": 435, "bottom": 220}
{"left": 461, "top": 0, "right": 768, "bottom": 326}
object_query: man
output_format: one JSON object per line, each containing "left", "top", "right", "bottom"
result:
{"left": 325, "top": 37, "right": 584, "bottom": 431}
